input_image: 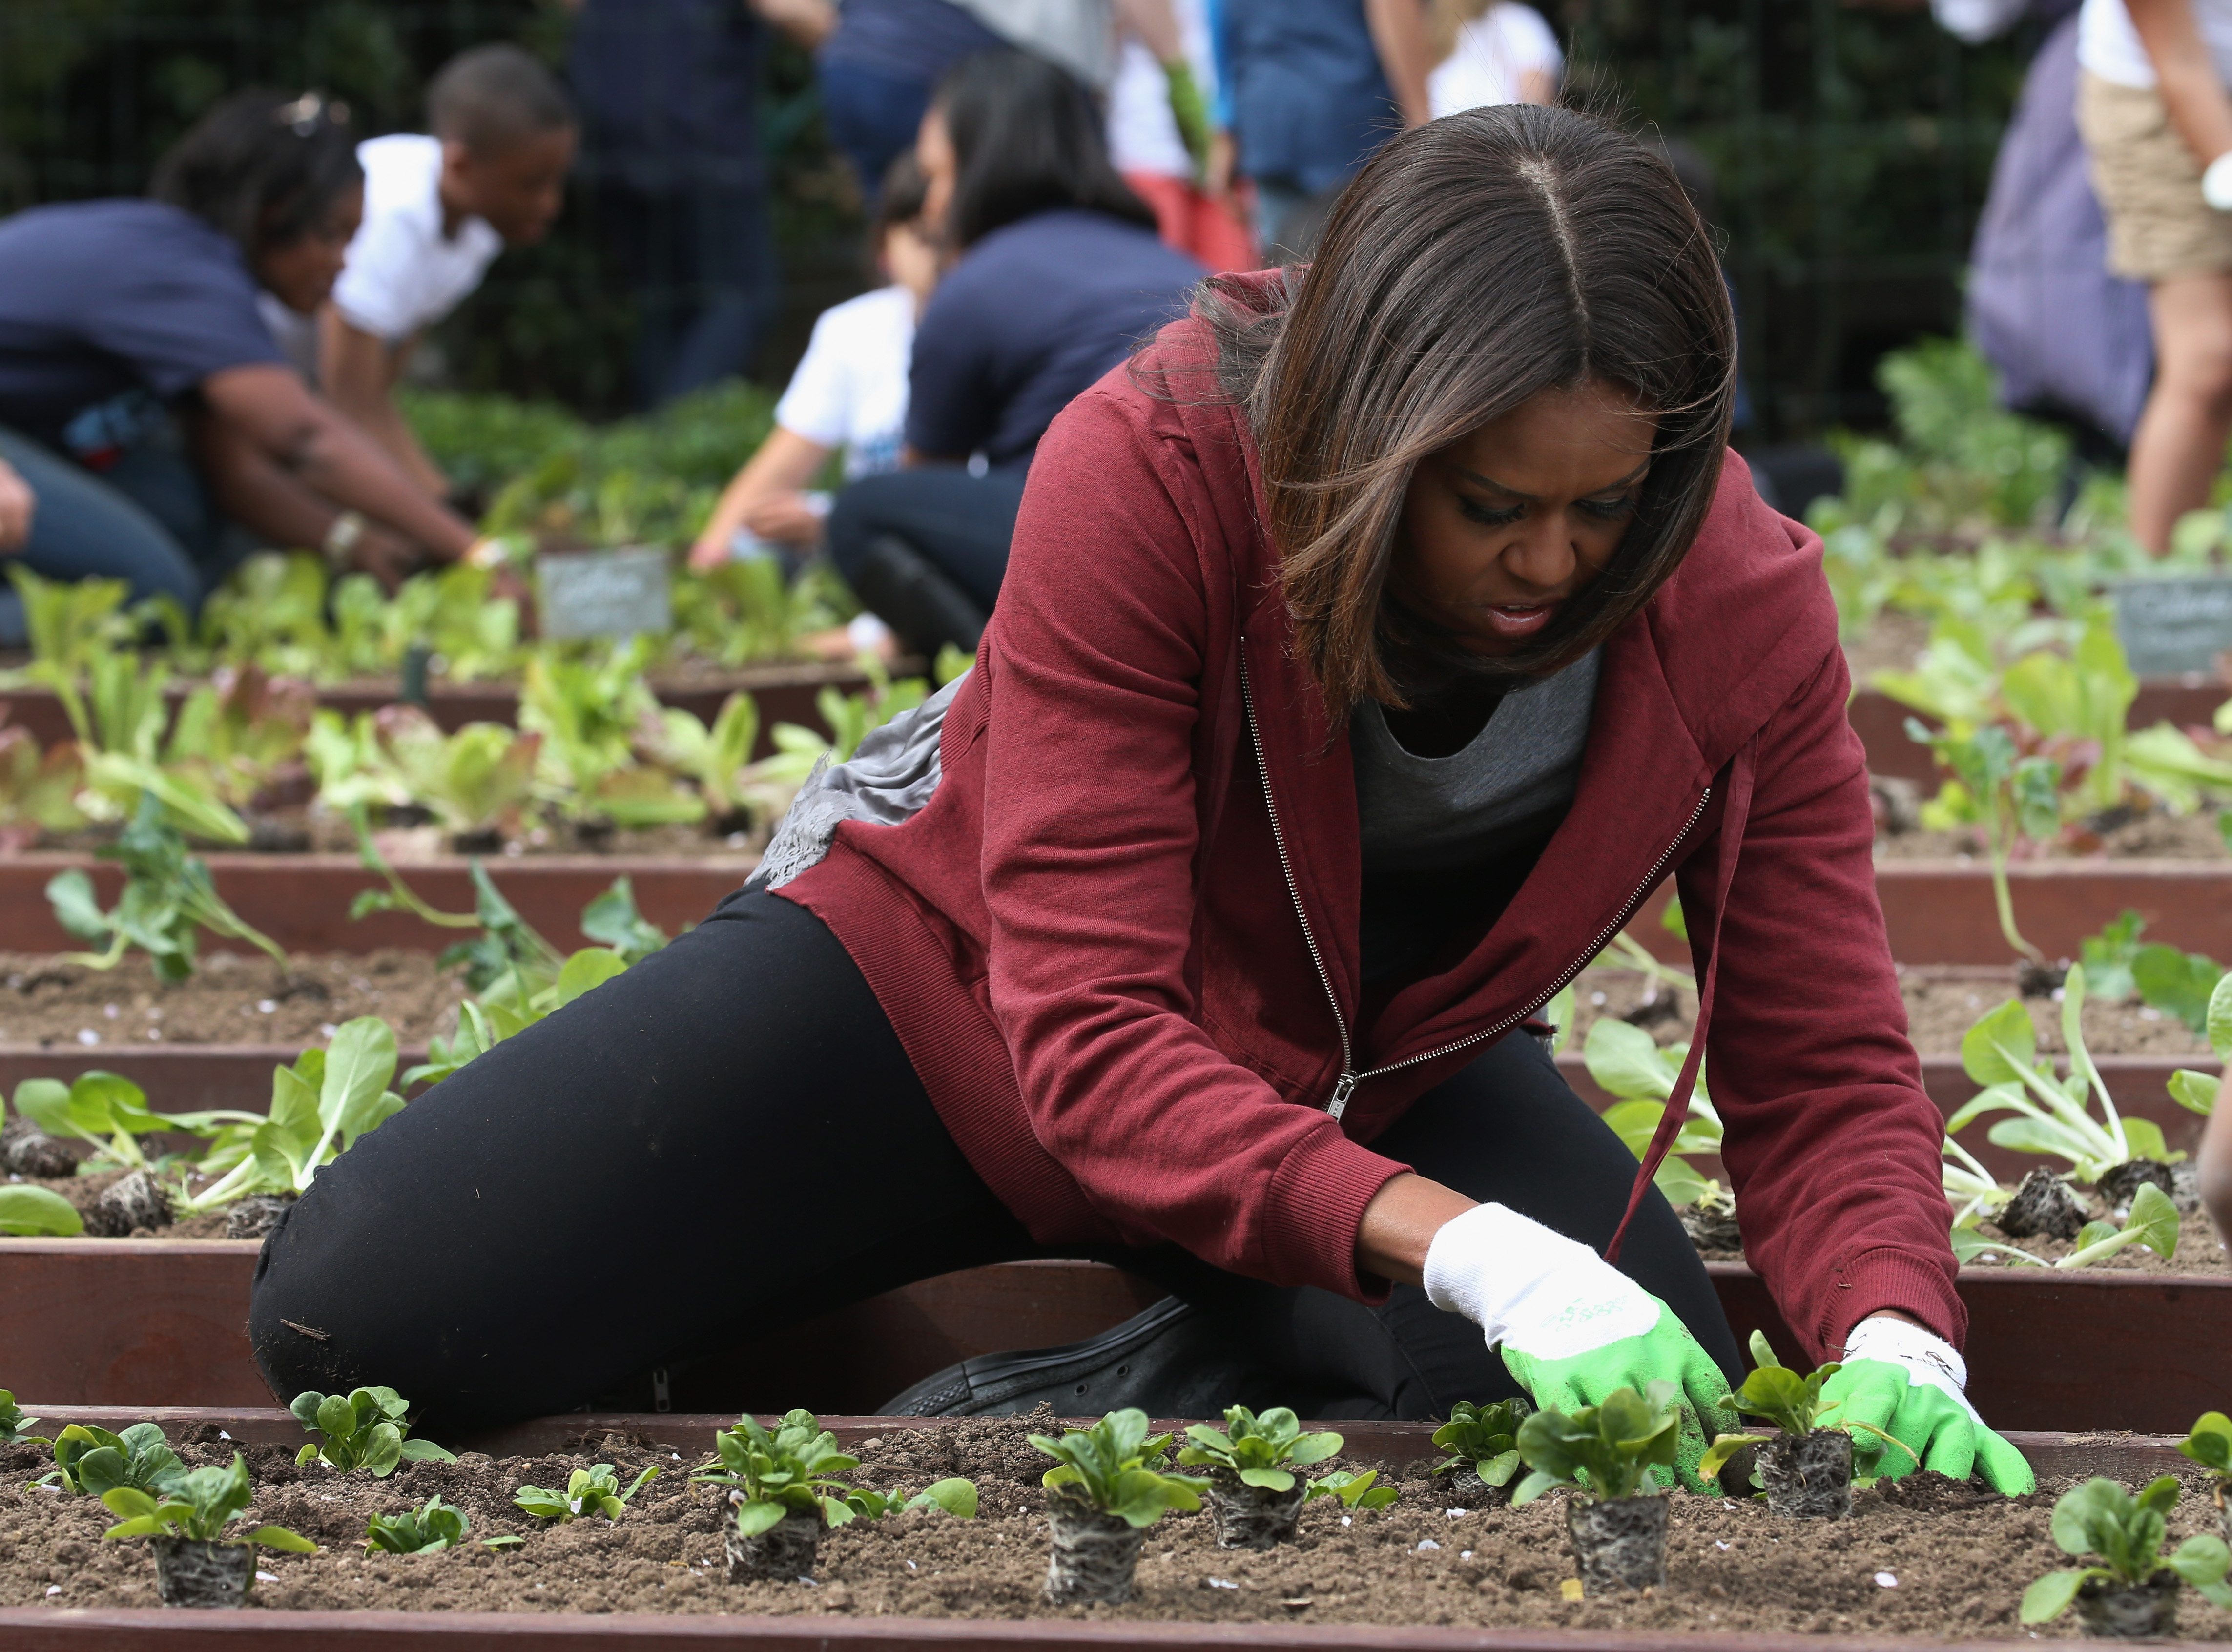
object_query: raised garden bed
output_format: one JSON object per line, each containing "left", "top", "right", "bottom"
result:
{"left": 5, "top": 1250, "right": 2223, "bottom": 1431}
{"left": 0, "top": 1409, "right": 2220, "bottom": 1642}
{"left": 1849, "top": 681, "right": 2228, "bottom": 786}
{"left": 0, "top": 661, "right": 876, "bottom": 764}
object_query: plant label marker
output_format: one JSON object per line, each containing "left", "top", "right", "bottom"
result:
{"left": 537, "top": 546, "right": 673, "bottom": 641}
{"left": 2112, "top": 576, "right": 2232, "bottom": 676}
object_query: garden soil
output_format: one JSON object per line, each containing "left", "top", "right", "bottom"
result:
{"left": 2, "top": 1415, "right": 2227, "bottom": 1637}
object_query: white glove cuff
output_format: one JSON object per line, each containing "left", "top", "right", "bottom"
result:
{"left": 1841, "top": 1316, "right": 1973, "bottom": 1414}
{"left": 1423, "top": 1202, "right": 1650, "bottom": 1351}
{"left": 2204, "top": 151, "right": 2232, "bottom": 212}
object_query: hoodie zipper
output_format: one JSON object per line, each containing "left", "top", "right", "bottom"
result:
{"left": 1238, "top": 651, "right": 1711, "bottom": 1122}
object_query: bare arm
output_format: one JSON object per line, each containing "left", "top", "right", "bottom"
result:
{"left": 199, "top": 364, "right": 477, "bottom": 559}
{"left": 189, "top": 412, "right": 422, "bottom": 588}
{"left": 2129, "top": 0, "right": 2232, "bottom": 167}
{"left": 1364, "top": 0, "right": 1435, "bottom": 128}
{"left": 317, "top": 309, "right": 451, "bottom": 499}
{"left": 750, "top": 0, "right": 835, "bottom": 48}
{"left": 1520, "top": 67, "right": 1558, "bottom": 105}
{"left": 687, "top": 426, "right": 836, "bottom": 568}
{"left": 0, "top": 456, "right": 32, "bottom": 552}
{"left": 1113, "top": 0, "right": 1184, "bottom": 62}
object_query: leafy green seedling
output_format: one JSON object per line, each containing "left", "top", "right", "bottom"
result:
{"left": 371, "top": 707, "right": 541, "bottom": 843}
{"left": 0, "top": 1184, "right": 83, "bottom": 1236}
{"left": 291, "top": 1387, "right": 455, "bottom": 1477}
{"left": 177, "top": 1020, "right": 407, "bottom": 1212}
{"left": 1029, "top": 1408, "right": 1208, "bottom": 1528}
{"left": 0, "top": 1390, "right": 47, "bottom": 1446}
{"left": 1586, "top": 1020, "right": 1726, "bottom": 1209}
{"left": 1696, "top": 1331, "right": 1916, "bottom": 1485}
{"left": 1511, "top": 1382, "right": 1680, "bottom": 1505}
{"left": 1430, "top": 1399, "right": 1530, "bottom": 1493}
{"left": 48, "top": 792, "right": 287, "bottom": 981}
{"left": 2177, "top": 1412, "right": 2232, "bottom": 1526}
{"left": 12, "top": 1071, "right": 258, "bottom": 1177}
{"left": 2167, "top": 972, "right": 2231, "bottom": 1117}
{"left": 43, "top": 1422, "right": 187, "bottom": 1498}
{"left": 366, "top": 1495, "right": 471, "bottom": 1553}
{"left": 482, "top": 1533, "right": 527, "bottom": 1552}
{"left": 653, "top": 693, "right": 760, "bottom": 827}
{"left": 101, "top": 1452, "right": 316, "bottom": 1553}
{"left": 2020, "top": 1476, "right": 2232, "bottom": 1623}
{"left": 691, "top": 1409, "right": 864, "bottom": 1535}
{"left": 1176, "top": 1404, "right": 1343, "bottom": 1494}
{"left": 1904, "top": 720, "right": 2060, "bottom": 964}
{"left": 839, "top": 1478, "right": 979, "bottom": 1522}
{"left": 2132, "top": 946, "right": 2225, "bottom": 1038}
{"left": 1950, "top": 966, "right": 2185, "bottom": 1182}
{"left": 579, "top": 876, "right": 669, "bottom": 965}
{"left": 515, "top": 1463, "right": 658, "bottom": 1523}
{"left": 1303, "top": 1469, "right": 1398, "bottom": 1510}
{"left": 1951, "top": 1180, "right": 2181, "bottom": 1270}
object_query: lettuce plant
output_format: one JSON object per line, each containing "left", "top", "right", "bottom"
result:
{"left": 520, "top": 638, "right": 703, "bottom": 828}
{"left": 48, "top": 792, "right": 287, "bottom": 981}
{"left": 1029, "top": 1408, "right": 1208, "bottom": 1528}
{"left": 2168, "top": 972, "right": 2231, "bottom": 1118}
{"left": 1904, "top": 721, "right": 2060, "bottom": 965}
{"left": 1953, "top": 1180, "right": 2180, "bottom": 1269}
{"left": 1302, "top": 1469, "right": 1398, "bottom": 1510}
{"left": 652, "top": 692, "right": 759, "bottom": 827}
{"left": 1512, "top": 1382, "right": 1680, "bottom": 1505}
{"left": 0, "top": 717, "right": 85, "bottom": 849}
{"left": 2021, "top": 1477, "right": 2232, "bottom": 1623}
{"left": 579, "top": 877, "right": 668, "bottom": 964}
{"left": 38, "top": 1423, "right": 186, "bottom": 1497}
{"left": 370, "top": 707, "right": 541, "bottom": 843}
{"left": 1696, "top": 1332, "right": 1914, "bottom": 1485}
{"left": 2177, "top": 1413, "right": 2231, "bottom": 1529}
{"left": 0, "top": 1391, "right": 46, "bottom": 1446}
{"left": 515, "top": 1464, "right": 658, "bottom": 1523}
{"left": 1586, "top": 1019, "right": 1725, "bottom": 1209}
{"left": 175, "top": 1019, "right": 406, "bottom": 1212}
{"left": 12, "top": 1071, "right": 257, "bottom": 1177}
{"left": 290, "top": 1387, "right": 455, "bottom": 1477}
{"left": 102, "top": 1452, "right": 316, "bottom": 1553}
{"left": 1176, "top": 1404, "right": 1343, "bottom": 1493}
{"left": 0, "top": 1185, "right": 82, "bottom": 1236}
{"left": 164, "top": 664, "right": 316, "bottom": 811}
{"left": 838, "top": 1478, "right": 978, "bottom": 1522}
{"left": 366, "top": 1495, "right": 471, "bottom": 1553}
{"left": 690, "top": 1410, "right": 863, "bottom": 1535}
{"left": 1431, "top": 1398, "right": 1530, "bottom": 1492}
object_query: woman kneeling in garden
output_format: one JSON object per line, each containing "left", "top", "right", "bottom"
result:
{"left": 251, "top": 104, "right": 2030, "bottom": 1496}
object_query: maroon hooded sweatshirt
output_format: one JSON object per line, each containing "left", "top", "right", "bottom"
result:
{"left": 776, "top": 291, "right": 1964, "bottom": 1365}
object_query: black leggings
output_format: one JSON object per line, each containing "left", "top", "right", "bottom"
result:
{"left": 249, "top": 889, "right": 1740, "bottom": 1429}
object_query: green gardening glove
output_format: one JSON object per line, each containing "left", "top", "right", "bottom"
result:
{"left": 1822, "top": 1318, "right": 2034, "bottom": 1493}
{"left": 1423, "top": 1203, "right": 1734, "bottom": 1491}
{"left": 1164, "top": 60, "right": 1211, "bottom": 179}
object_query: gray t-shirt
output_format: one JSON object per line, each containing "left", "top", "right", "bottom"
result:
{"left": 1351, "top": 651, "right": 1600, "bottom": 980}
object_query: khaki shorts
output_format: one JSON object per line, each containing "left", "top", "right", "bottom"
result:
{"left": 2078, "top": 69, "right": 2232, "bottom": 281}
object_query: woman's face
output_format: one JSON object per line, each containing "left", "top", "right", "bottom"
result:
{"left": 915, "top": 107, "right": 957, "bottom": 239}
{"left": 1391, "top": 380, "right": 1659, "bottom": 659}
{"left": 256, "top": 183, "right": 364, "bottom": 314}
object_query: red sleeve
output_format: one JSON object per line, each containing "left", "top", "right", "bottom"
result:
{"left": 1677, "top": 640, "right": 1966, "bottom": 1361}
{"left": 976, "top": 390, "right": 1408, "bottom": 1298}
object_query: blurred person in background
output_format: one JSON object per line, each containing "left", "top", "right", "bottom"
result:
{"left": 1109, "top": 0, "right": 1253, "bottom": 269}
{"left": 827, "top": 50, "right": 1202, "bottom": 657}
{"left": 567, "top": 0, "right": 784, "bottom": 406}
{"left": 689, "top": 155, "right": 938, "bottom": 661}
{"left": 2076, "top": 0, "right": 2232, "bottom": 550}
{"left": 310, "top": 44, "right": 577, "bottom": 501}
{"left": 1208, "top": 0, "right": 1434, "bottom": 252}
{"left": 1937, "top": 0, "right": 2153, "bottom": 491}
{"left": 1425, "top": 0, "right": 1562, "bottom": 117}
{"left": 0, "top": 90, "right": 485, "bottom": 645}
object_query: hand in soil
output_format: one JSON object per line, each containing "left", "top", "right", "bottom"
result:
{"left": 1823, "top": 1318, "right": 2034, "bottom": 1493}
{"left": 1698, "top": 1332, "right": 1883, "bottom": 1518}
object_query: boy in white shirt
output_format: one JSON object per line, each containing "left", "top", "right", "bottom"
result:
{"left": 321, "top": 44, "right": 577, "bottom": 498}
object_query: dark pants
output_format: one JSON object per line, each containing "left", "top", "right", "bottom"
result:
{"left": 818, "top": 60, "right": 935, "bottom": 204}
{"left": 249, "top": 888, "right": 1740, "bottom": 1430}
{"left": 0, "top": 425, "right": 228, "bottom": 648}
{"left": 597, "top": 182, "right": 781, "bottom": 407}
{"left": 827, "top": 467, "right": 1026, "bottom": 656}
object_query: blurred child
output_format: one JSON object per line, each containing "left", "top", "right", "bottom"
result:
{"left": 1108, "top": 0, "right": 1253, "bottom": 270}
{"left": 320, "top": 44, "right": 577, "bottom": 497}
{"left": 1426, "top": 0, "right": 1562, "bottom": 117}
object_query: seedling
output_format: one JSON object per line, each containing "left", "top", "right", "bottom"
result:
{"left": 1951, "top": 1180, "right": 2181, "bottom": 1270}
{"left": 369, "top": 707, "right": 541, "bottom": 844}
{"left": 1904, "top": 719, "right": 2059, "bottom": 964}
{"left": 1302, "top": 1469, "right": 1398, "bottom": 1510}
{"left": 1430, "top": 1398, "right": 1530, "bottom": 1497}
{"left": 175, "top": 1020, "right": 407, "bottom": 1212}
{"left": 838, "top": 1478, "right": 979, "bottom": 1521}
{"left": 653, "top": 692, "right": 760, "bottom": 828}
{"left": 2167, "top": 972, "right": 2231, "bottom": 1118}
{"left": 290, "top": 1386, "right": 455, "bottom": 1477}
{"left": 2020, "top": 1476, "right": 2232, "bottom": 1634}
{"left": 38, "top": 1422, "right": 185, "bottom": 1497}
{"left": 2176, "top": 1412, "right": 2232, "bottom": 1540}
{"left": 102, "top": 1452, "right": 315, "bottom": 1607}
{"left": 0, "top": 1184, "right": 82, "bottom": 1236}
{"left": 1514, "top": 1384, "right": 1681, "bottom": 1595}
{"left": 1031, "top": 1409, "right": 1208, "bottom": 1603}
{"left": 0, "top": 1390, "right": 47, "bottom": 1446}
{"left": 48, "top": 792, "right": 288, "bottom": 981}
{"left": 11, "top": 1071, "right": 257, "bottom": 1177}
{"left": 1697, "top": 1332, "right": 1915, "bottom": 1517}
{"left": 690, "top": 1409, "right": 862, "bottom": 1534}
{"left": 1177, "top": 1404, "right": 1343, "bottom": 1549}
{"left": 1585, "top": 1019, "right": 1726, "bottom": 1209}
{"left": 1949, "top": 966, "right": 2184, "bottom": 1183}
{"left": 365, "top": 1495, "right": 471, "bottom": 1553}
{"left": 515, "top": 1463, "right": 659, "bottom": 1523}
{"left": 0, "top": 716, "right": 85, "bottom": 849}
{"left": 579, "top": 876, "right": 669, "bottom": 964}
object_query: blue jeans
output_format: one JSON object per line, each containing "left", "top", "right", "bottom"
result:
{"left": 0, "top": 425, "right": 220, "bottom": 648}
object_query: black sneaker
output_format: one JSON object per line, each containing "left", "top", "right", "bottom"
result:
{"left": 881, "top": 1296, "right": 1260, "bottom": 1417}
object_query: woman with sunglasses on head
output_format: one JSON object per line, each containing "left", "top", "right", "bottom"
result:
{"left": 250, "top": 105, "right": 2030, "bottom": 1498}
{"left": 0, "top": 89, "right": 489, "bottom": 643}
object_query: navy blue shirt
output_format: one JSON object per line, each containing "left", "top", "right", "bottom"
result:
{"left": 568, "top": 0, "right": 763, "bottom": 190}
{"left": 906, "top": 209, "right": 1203, "bottom": 471}
{"left": 1218, "top": 0, "right": 1400, "bottom": 192}
{"left": 0, "top": 200, "right": 282, "bottom": 445}
{"left": 818, "top": 0, "right": 1006, "bottom": 85}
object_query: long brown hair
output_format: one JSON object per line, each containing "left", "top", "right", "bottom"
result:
{"left": 1200, "top": 104, "right": 1735, "bottom": 717}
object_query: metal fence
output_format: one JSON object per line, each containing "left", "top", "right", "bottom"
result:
{"left": 0, "top": 0, "right": 2032, "bottom": 435}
